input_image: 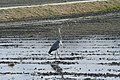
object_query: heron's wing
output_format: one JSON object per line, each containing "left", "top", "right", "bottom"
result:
{"left": 49, "top": 41, "right": 59, "bottom": 51}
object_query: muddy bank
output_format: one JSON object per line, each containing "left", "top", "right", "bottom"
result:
{"left": 0, "top": 11, "right": 120, "bottom": 39}
{"left": 0, "top": 0, "right": 120, "bottom": 22}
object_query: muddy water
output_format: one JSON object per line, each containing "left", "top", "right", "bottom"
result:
{"left": 0, "top": 35, "right": 120, "bottom": 80}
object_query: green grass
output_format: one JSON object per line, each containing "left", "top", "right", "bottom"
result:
{"left": 0, "top": 0, "right": 120, "bottom": 21}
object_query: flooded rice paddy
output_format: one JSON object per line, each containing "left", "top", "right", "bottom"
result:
{"left": 0, "top": 35, "right": 120, "bottom": 80}
{"left": 0, "top": 10, "right": 120, "bottom": 80}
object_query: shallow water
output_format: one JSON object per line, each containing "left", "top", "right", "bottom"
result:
{"left": 0, "top": 35, "right": 120, "bottom": 80}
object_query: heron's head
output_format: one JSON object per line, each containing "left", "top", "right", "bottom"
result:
{"left": 59, "top": 40, "right": 62, "bottom": 46}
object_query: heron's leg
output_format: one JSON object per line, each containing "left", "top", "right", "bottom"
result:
{"left": 56, "top": 50, "right": 61, "bottom": 60}
{"left": 55, "top": 51, "right": 57, "bottom": 60}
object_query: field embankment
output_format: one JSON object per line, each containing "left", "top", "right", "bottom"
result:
{"left": 0, "top": 0, "right": 120, "bottom": 21}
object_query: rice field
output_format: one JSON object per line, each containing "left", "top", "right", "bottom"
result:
{"left": 0, "top": 7, "right": 120, "bottom": 80}
{"left": 0, "top": 35, "right": 120, "bottom": 80}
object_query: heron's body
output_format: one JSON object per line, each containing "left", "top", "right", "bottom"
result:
{"left": 48, "top": 40, "right": 60, "bottom": 54}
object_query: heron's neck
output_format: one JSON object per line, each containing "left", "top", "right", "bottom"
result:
{"left": 58, "top": 28, "right": 62, "bottom": 40}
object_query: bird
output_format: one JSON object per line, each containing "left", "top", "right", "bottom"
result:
{"left": 48, "top": 27, "right": 62, "bottom": 60}
{"left": 48, "top": 40, "right": 62, "bottom": 59}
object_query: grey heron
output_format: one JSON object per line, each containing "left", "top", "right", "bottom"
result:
{"left": 48, "top": 27, "right": 62, "bottom": 59}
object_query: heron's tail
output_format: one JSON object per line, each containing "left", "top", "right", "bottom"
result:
{"left": 48, "top": 50, "right": 52, "bottom": 54}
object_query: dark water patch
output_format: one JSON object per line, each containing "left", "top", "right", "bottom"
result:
{"left": 69, "top": 51, "right": 120, "bottom": 56}
{"left": 99, "top": 58, "right": 120, "bottom": 61}
{"left": 107, "top": 69, "right": 120, "bottom": 72}
{"left": 0, "top": 61, "right": 77, "bottom": 65}
{"left": 60, "top": 56, "right": 85, "bottom": 60}
{"left": 0, "top": 61, "right": 19, "bottom": 64}
{"left": 41, "top": 61, "right": 77, "bottom": 65}
{"left": 46, "top": 77, "right": 77, "bottom": 80}
{"left": 107, "top": 50, "right": 120, "bottom": 53}
{"left": 0, "top": 57, "right": 48, "bottom": 61}
{"left": 0, "top": 44, "right": 21, "bottom": 47}
{"left": 98, "top": 62, "right": 120, "bottom": 66}
{"left": 0, "top": 72, "right": 120, "bottom": 78}
{"left": 0, "top": 56, "right": 84, "bottom": 61}
{"left": 36, "top": 72, "right": 120, "bottom": 78}
{"left": 0, "top": 41, "right": 13, "bottom": 43}
{"left": 0, "top": 72, "right": 23, "bottom": 75}
{"left": 118, "top": 44, "right": 120, "bottom": 46}
{"left": 8, "top": 62, "right": 15, "bottom": 67}
{"left": 95, "top": 37, "right": 120, "bottom": 40}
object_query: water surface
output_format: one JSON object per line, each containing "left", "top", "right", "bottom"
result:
{"left": 0, "top": 35, "right": 120, "bottom": 80}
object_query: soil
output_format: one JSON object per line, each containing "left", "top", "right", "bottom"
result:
{"left": 0, "top": 11, "right": 120, "bottom": 39}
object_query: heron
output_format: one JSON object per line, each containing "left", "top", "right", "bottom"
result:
{"left": 48, "top": 27, "right": 62, "bottom": 60}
